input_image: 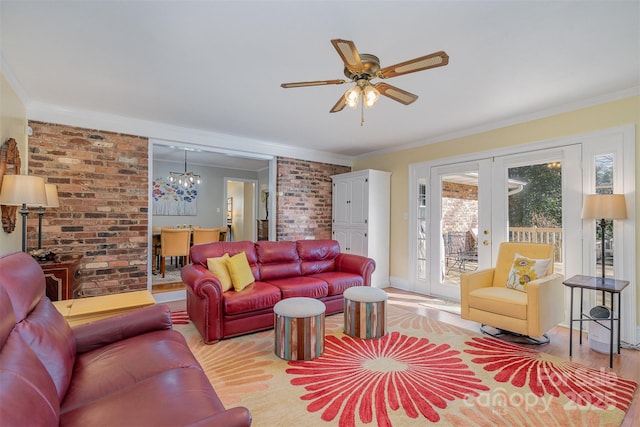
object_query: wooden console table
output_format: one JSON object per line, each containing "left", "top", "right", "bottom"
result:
{"left": 52, "top": 290, "right": 155, "bottom": 327}
{"left": 39, "top": 254, "right": 83, "bottom": 301}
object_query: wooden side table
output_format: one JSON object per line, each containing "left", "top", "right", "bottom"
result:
{"left": 52, "top": 290, "right": 155, "bottom": 327}
{"left": 38, "top": 254, "right": 83, "bottom": 301}
{"left": 563, "top": 274, "right": 630, "bottom": 368}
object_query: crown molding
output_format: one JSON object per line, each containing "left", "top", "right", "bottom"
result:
{"left": 0, "top": 53, "right": 30, "bottom": 106}
{"left": 25, "top": 101, "right": 353, "bottom": 167}
{"left": 356, "top": 86, "right": 640, "bottom": 160}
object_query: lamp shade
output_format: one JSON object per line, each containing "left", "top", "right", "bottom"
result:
{"left": 581, "top": 194, "right": 627, "bottom": 219}
{"left": 0, "top": 175, "right": 47, "bottom": 207}
{"left": 44, "top": 184, "right": 60, "bottom": 208}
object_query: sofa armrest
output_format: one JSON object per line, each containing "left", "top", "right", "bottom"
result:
{"left": 335, "top": 253, "right": 376, "bottom": 286}
{"left": 185, "top": 406, "right": 252, "bottom": 427}
{"left": 525, "top": 272, "right": 565, "bottom": 337}
{"left": 73, "top": 304, "right": 172, "bottom": 354}
{"left": 181, "top": 264, "right": 224, "bottom": 299}
{"left": 460, "top": 268, "right": 496, "bottom": 319}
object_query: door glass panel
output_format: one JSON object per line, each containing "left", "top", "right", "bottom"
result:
{"left": 506, "top": 161, "right": 563, "bottom": 275}
{"left": 440, "top": 172, "right": 479, "bottom": 285}
{"left": 594, "top": 154, "right": 615, "bottom": 305}
{"left": 417, "top": 178, "right": 427, "bottom": 280}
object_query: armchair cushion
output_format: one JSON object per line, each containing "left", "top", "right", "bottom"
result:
{"left": 468, "top": 287, "right": 528, "bottom": 320}
{"left": 506, "top": 253, "right": 552, "bottom": 292}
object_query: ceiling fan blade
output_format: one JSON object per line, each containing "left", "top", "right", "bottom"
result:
{"left": 281, "top": 79, "right": 346, "bottom": 88}
{"left": 329, "top": 90, "right": 348, "bottom": 113}
{"left": 379, "top": 51, "right": 449, "bottom": 79}
{"left": 331, "top": 39, "right": 364, "bottom": 74}
{"left": 374, "top": 82, "right": 418, "bottom": 105}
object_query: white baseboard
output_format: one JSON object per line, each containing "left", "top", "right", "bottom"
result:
{"left": 152, "top": 290, "right": 186, "bottom": 303}
{"left": 389, "top": 276, "right": 411, "bottom": 291}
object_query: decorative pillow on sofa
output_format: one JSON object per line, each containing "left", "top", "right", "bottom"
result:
{"left": 207, "top": 253, "right": 232, "bottom": 291}
{"left": 506, "top": 253, "right": 552, "bottom": 292}
{"left": 226, "top": 252, "right": 255, "bottom": 291}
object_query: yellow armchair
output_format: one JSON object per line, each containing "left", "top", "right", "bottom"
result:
{"left": 460, "top": 242, "right": 564, "bottom": 343}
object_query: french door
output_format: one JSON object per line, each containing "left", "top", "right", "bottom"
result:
{"left": 411, "top": 145, "right": 581, "bottom": 301}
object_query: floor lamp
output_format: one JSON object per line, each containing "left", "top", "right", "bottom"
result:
{"left": 35, "top": 184, "right": 60, "bottom": 249}
{"left": 581, "top": 194, "right": 627, "bottom": 279}
{"left": 0, "top": 175, "right": 47, "bottom": 252}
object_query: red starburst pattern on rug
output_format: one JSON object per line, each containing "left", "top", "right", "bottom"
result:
{"left": 286, "top": 331, "right": 490, "bottom": 426}
{"left": 464, "top": 336, "right": 637, "bottom": 411}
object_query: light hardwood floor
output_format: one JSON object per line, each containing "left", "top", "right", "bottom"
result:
{"left": 166, "top": 288, "right": 639, "bottom": 426}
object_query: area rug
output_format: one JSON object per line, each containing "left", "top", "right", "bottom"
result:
{"left": 170, "top": 309, "right": 189, "bottom": 325}
{"left": 173, "top": 306, "right": 637, "bottom": 426}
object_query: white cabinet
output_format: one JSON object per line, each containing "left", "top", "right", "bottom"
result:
{"left": 331, "top": 169, "right": 390, "bottom": 288}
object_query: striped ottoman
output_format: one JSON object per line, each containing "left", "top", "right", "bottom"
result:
{"left": 274, "top": 297, "right": 325, "bottom": 361}
{"left": 343, "top": 286, "right": 388, "bottom": 339}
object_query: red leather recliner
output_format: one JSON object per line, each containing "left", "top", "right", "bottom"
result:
{"left": 0, "top": 252, "right": 251, "bottom": 427}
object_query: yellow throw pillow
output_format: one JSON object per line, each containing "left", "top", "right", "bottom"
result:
{"left": 207, "top": 254, "right": 233, "bottom": 292}
{"left": 506, "top": 253, "right": 552, "bottom": 292}
{"left": 226, "top": 252, "right": 255, "bottom": 292}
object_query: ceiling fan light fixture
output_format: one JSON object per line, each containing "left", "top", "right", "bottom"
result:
{"left": 345, "top": 86, "right": 361, "bottom": 108}
{"left": 363, "top": 84, "right": 380, "bottom": 108}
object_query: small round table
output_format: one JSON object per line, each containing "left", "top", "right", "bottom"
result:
{"left": 273, "top": 297, "right": 325, "bottom": 361}
{"left": 343, "top": 286, "right": 388, "bottom": 339}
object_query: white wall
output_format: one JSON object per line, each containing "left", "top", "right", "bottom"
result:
{"left": 0, "top": 72, "right": 28, "bottom": 255}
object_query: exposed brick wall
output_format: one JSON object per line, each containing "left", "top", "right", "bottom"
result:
{"left": 25, "top": 121, "right": 351, "bottom": 296}
{"left": 276, "top": 157, "right": 350, "bottom": 241}
{"left": 442, "top": 182, "right": 478, "bottom": 233}
{"left": 28, "top": 121, "right": 149, "bottom": 296}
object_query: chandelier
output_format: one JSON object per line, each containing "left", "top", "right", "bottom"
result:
{"left": 167, "top": 150, "right": 201, "bottom": 188}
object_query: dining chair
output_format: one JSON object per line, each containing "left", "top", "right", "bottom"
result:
{"left": 160, "top": 228, "right": 191, "bottom": 278}
{"left": 192, "top": 227, "right": 221, "bottom": 245}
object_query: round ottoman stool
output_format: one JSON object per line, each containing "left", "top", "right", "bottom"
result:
{"left": 274, "top": 297, "right": 326, "bottom": 361}
{"left": 343, "top": 286, "right": 388, "bottom": 339}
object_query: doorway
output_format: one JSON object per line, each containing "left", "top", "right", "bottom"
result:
{"left": 409, "top": 126, "right": 635, "bottom": 343}
{"left": 225, "top": 178, "right": 257, "bottom": 241}
{"left": 415, "top": 146, "right": 581, "bottom": 300}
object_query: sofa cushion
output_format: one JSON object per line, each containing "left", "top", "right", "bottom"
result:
{"left": 14, "top": 301, "right": 76, "bottom": 401}
{"left": 266, "top": 276, "right": 329, "bottom": 299}
{"left": 207, "top": 254, "right": 233, "bottom": 291}
{"left": 60, "top": 368, "right": 227, "bottom": 426}
{"left": 309, "top": 272, "right": 364, "bottom": 296}
{"left": 297, "top": 240, "right": 339, "bottom": 275}
{"left": 223, "top": 282, "right": 282, "bottom": 315}
{"left": 256, "top": 241, "right": 302, "bottom": 280}
{"left": 62, "top": 330, "right": 199, "bottom": 412}
{"left": 468, "top": 287, "right": 528, "bottom": 320}
{"left": 0, "top": 252, "right": 76, "bottom": 401}
{"left": 227, "top": 252, "right": 255, "bottom": 292}
{"left": 0, "top": 331, "right": 61, "bottom": 426}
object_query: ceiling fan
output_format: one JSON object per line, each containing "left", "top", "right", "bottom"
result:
{"left": 281, "top": 39, "right": 449, "bottom": 118}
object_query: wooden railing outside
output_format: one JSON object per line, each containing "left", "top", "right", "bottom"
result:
{"left": 508, "top": 227, "right": 563, "bottom": 262}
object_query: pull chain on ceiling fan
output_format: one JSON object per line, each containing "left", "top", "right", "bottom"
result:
{"left": 281, "top": 39, "right": 449, "bottom": 125}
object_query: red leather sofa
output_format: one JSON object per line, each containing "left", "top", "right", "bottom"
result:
{"left": 181, "top": 239, "right": 376, "bottom": 343}
{"left": 0, "top": 252, "right": 251, "bottom": 427}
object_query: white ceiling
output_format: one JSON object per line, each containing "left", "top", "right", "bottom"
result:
{"left": 1, "top": 1, "right": 638, "bottom": 164}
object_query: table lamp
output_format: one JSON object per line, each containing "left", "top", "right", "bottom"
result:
{"left": 581, "top": 194, "right": 627, "bottom": 279}
{"left": 34, "top": 184, "right": 60, "bottom": 249}
{"left": 0, "top": 174, "right": 47, "bottom": 252}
